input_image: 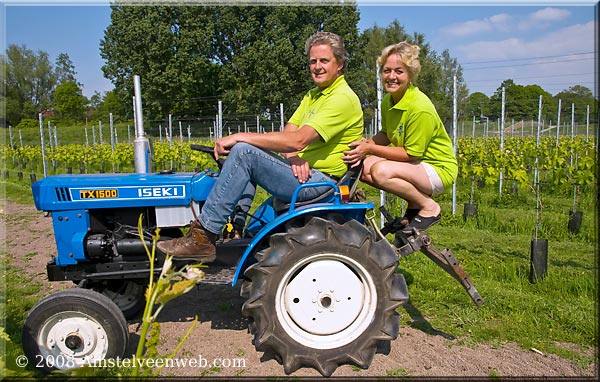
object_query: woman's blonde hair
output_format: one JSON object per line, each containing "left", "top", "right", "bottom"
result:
{"left": 377, "top": 41, "right": 421, "bottom": 81}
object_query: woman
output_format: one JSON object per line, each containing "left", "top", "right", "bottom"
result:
{"left": 343, "top": 41, "right": 457, "bottom": 232}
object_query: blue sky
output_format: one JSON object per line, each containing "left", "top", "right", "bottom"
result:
{"left": 2, "top": 1, "right": 597, "bottom": 99}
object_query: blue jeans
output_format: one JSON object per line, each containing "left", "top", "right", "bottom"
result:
{"left": 198, "top": 142, "right": 336, "bottom": 235}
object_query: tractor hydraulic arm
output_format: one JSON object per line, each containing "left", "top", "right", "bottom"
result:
{"left": 368, "top": 207, "right": 484, "bottom": 306}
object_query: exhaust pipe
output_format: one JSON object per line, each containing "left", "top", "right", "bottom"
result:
{"left": 133, "top": 75, "right": 152, "bottom": 173}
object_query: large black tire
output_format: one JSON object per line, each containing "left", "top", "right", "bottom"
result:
{"left": 241, "top": 216, "right": 408, "bottom": 376}
{"left": 22, "top": 288, "right": 129, "bottom": 372}
{"left": 94, "top": 280, "right": 147, "bottom": 319}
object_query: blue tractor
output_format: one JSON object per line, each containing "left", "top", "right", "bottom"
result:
{"left": 22, "top": 143, "right": 483, "bottom": 376}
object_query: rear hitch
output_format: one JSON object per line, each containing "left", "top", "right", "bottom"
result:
{"left": 366, "top": 206, "right": 484, "bottom": 306}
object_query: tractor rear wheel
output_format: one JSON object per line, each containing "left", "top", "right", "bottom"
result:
{"left": 95, "top": 280, "right": 146, "bottom": 319}
{"left": 241, "top": 216, "right": 408, "bottom": 376}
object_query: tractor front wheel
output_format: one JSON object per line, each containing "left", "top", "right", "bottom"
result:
{"left": 22, "top": 288, "right": 129, "bottom": 372}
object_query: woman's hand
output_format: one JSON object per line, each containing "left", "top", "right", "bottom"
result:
{"left": 342, "top": 138, "right": 371, "bottom": 167}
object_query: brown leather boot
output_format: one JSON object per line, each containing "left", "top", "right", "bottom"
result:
{"left": 157, "top": 220, "right": 217, "bottom": 262}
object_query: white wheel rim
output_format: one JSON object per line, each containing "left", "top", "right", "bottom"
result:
{"left": 38, "top": 311, "right": 110, "bottom": 369}
{"left": 275, "top": 253, "right": 377, "bottom": 349}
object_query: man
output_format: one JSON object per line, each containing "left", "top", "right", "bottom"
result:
{"left": 157, "top": 31, "right": 364, "bottom": 262}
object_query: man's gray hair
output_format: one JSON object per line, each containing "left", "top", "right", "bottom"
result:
{"left": 304, "top": 31, "right": 347, "bottom": 69}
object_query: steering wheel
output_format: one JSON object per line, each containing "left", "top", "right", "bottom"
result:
{"left": 190, "top": 144, "right": 225, "bottom": 171}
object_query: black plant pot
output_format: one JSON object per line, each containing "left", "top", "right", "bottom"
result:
{"left": 29, "top": 173, "right": 37, "bottom": 184}
{"left": 567, "top": 210, "right": 583, "bottom": 234}
{"left": 529, "top": 239, "right": 548, "bottom": 283}
{"left": 463, "top": 203, "right": 478, "bottom": 221}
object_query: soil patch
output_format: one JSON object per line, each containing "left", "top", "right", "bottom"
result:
{"left": 2, "top": 199, "right": 596, "bottom": 378}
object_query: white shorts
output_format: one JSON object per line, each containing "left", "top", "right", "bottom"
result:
{"left": 421, "top": 162, "right": 445, "bottom": 196}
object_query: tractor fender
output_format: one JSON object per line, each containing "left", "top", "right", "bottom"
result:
{"left": 231, "top": 200, "right": 374, "bottom": 286}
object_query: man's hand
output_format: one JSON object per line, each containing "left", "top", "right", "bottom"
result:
{"left": 287, "top": 155, "right": 311, "bottom": 183}
{"left": 213, "top": 135, "right": 239, "bottom": 159}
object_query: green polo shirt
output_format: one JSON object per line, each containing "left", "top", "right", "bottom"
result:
{"left": 381, "top": 84, "right": 458, "bottom": 188}
{"left": 288, "top": 75, "right": 364, "bottom": 177}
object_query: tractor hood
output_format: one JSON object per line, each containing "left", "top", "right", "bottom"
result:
{"left": 31, "top": 171, "right": 217, "bottom": 211}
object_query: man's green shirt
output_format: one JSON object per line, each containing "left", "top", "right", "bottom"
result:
{"left": 289, "top": 75, "right": 364, "bottom": 178}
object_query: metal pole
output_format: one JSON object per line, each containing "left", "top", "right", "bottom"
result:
{"left": 218, "top": 100, "right": 223, "bottom": 139}
{"left": 47, "top": 121, "right": 53, "bottom": 149}
{"left": 280, "top": 103, "right": 284, "bottom": 131}
{"left": 499, "top": 87, "right": 505, "bottom": 197}
{"left": 110, "top": 112, "right": 115, "bottom": 173}
{"left": 571, "top": 103, "right": 575, "bottom": 141}
{"left": 168, "top": 114, "right": 173, "bottom": 148}
{"left": 556, "top": 99, "right": 561, "bottom": 146}
{"left": 38, "top": 113, "right": 47, "bottom": 177}
{"left": 586, "top": 105, "right": 590, "bottom": 142}
{"left": 110, "top": 113, "right": 115, "bottom": 150}
{"left": 451, "top": 74, "right": 457, "bottom": 215}
{"left": 376, "top": 61, "right": 385, "bottom": 227}
{"left": 534, "top": 95, "right": 542, "bottom": 240}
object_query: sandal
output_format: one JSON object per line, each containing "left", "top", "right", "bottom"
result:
{"left": 400, "top": 208, "right": 420, "bottom": 226}
{"left": 402, "top": 213, "right": 441, "bottom": 233}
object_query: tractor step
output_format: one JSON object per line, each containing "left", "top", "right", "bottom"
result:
{"left": 197, "top": 266, "right": 237, "bottom": 285}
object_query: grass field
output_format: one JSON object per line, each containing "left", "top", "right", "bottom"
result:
{"left": 0, "top": 156, "right": 597, "bottom": 377}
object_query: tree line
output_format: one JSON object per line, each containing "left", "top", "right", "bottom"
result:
{"left": 2, "top": 3, "right": 597, "bottom": 131}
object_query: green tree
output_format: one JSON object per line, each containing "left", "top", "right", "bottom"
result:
{"left": 100, "top": 5, "right": 221, "bottom": 121}
{"left": 55, "top": 53, "right": 80, "bottom": 86}
{"left": 2, "top": 44, "right": 57, "bottom": 125}
{"left": 489, "top": 79, "right": 554, "bottom": 122}
{"left": 95, "top": 90, "right": 125, "bottom": 122}
{"left": 554, "top": 85, "right": 598, "bottom": 124}
{"left": 100, "top": 4, "right": 362, "bottom": 123}
{"left": 428, "top": 49, "right": 468, "bottom": 128}
{"left": 464, "top": 92, "right": 491, "bottom": 118}
{"left": 214, "top": 5, "right": 362, "bottom": 115}
{"left": 53, "top": 81, "right": 87, "bottom": 121}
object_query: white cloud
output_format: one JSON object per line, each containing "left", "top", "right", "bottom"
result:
{"left": 455, "top": 21, "right": 595, "bottom": 96}
{"left": 530, "top": 7, "right": 571, "bottom": 22}
{"left": 518, "top": 7, "right": 571, "bottom": 30}
{"left": 457, "top": 21, "right": 594, "bottom": 60}
{"left": 442, "top": 13, "right": 511, "bottom": 37}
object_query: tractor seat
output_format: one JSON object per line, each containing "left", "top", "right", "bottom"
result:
{"left": 272, "top": 162, "right": 363, "bottom": 213}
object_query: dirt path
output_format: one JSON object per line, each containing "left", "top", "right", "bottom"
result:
{"left": 1, "top": 199, "right": 596, "bottom": 378}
